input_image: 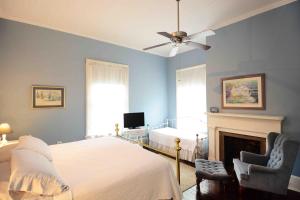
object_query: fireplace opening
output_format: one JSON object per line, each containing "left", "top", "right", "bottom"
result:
{"left": 219, "top": 132, "right": 266, "bottom": 169}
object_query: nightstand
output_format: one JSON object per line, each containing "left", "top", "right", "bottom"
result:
{"left": 0, "top": 140, "right": 18, "bottom": 148}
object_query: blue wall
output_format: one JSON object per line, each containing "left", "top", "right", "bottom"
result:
{"left": 207, "top": 1, "right": 300, "bottom": 176}
{"left": 167, "top": 1, "right": 300, "bottom": 176}
{"left": 167, "top": 49, "right": 206, "bottom": 119}
{"left": 0, "top": 19, "right": 168, "bottom": 144}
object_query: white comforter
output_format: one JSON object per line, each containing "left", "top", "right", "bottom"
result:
{"left": 51, "top": 137, "right": 182, "bottom": 200}
{"left": 0, "top": 137, "right": 181, "bottom": 200}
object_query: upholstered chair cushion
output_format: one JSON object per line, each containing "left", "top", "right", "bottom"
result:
{"left": 267, "top": 134, "right": 285, "bottom": 169}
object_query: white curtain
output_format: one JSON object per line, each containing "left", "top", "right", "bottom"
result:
{"left": 86, "top": 59, "right": 128, "bottom": 137}
{"left": 176, "top": 65, "right": 207, "bottom": 133}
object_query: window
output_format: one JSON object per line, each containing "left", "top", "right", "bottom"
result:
{"left": 176, "top": 65, "right": 206, "bottom": 133}
{"left": 86, "top": 59, "right": 128, "bottom": 137}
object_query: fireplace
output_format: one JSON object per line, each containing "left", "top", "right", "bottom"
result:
{"left": 207, "top": 113, "right": 284, "bottom": 161}
{"left": 205, "top": 113, "right": 300, "bottom": 192}
{"left": 219, "top": 132, "right": 266, "bottom": 168}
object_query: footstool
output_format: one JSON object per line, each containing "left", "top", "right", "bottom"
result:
{"left": 195, "top": 159, "right": 230, "bottom": 192}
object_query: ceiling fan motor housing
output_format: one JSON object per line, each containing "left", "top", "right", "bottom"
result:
{"left": 171, "top": 31, "right": 187, "bottom": 43}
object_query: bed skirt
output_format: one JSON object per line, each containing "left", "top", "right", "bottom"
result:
{"left": 149, "top": 139, "right": 208, "bottom": 162}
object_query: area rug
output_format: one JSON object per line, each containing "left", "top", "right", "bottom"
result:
{"left": 160, "top": 155, "right": 196, "bottom": 192}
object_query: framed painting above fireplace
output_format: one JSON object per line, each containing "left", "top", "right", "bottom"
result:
{"left": 221, "top": 73, "right": 265, "bottom": 109}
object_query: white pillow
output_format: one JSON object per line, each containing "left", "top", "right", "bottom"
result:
{"left": 0, "top": 143, "right": 18, "bottom": 163}
{"left": 16, "top": 136, "right": 53, "bottom": 161}
{"left": 9, "top": 149, "right": 69, "bottom": 196}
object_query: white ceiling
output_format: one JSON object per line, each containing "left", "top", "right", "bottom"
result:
{"left": 0, "top": 0, "right": 296, "bottom": 57}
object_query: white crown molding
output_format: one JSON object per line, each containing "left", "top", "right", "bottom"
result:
{"left": 0, "top": 0, "right": 297, "bottom": 58}
{"left": 0, "top": 15, "right": 166, "bottom": 58}
{"left": 176, "top": 0, "right": 297, "bottom": 57}
{"left": 289, "top": 175, "right": 300, "bottom": 192}
{"left": 211, "top": 0, "right": 297, "bottom": 30}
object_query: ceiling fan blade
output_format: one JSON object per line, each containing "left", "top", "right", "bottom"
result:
{"left": 169, "top": 46, "right": 179, "bottom": 57}
{"left": 186, "top": 29, "right": 216, "bottom": 40}
{"left": 157, "top": 32, "right": 173, "bottom": 39}
{"left": 143, "top": 42, "right": 171, "bottom": 51}
{"left": 185, "top": 41, "right": 211, "bottom": 50}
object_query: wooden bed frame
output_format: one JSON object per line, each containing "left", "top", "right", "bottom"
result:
{"left": 114, "top": 123, "right": 202, "bottom": 185}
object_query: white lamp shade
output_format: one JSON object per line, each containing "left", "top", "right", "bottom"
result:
{"left": 0, "top": 123, "right": 12, "bottom": 134}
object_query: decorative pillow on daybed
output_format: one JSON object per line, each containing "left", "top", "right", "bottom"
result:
{"left": 15, "top": 135, "right": 53, "bottom": 161}
{"left": 9, "top": 149, "right": 69, "bottom": 197}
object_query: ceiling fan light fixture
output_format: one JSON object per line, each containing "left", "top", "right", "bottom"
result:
{"left": 143, "top": 0, "right": 214, "bottom": 57}
{"left": 169, "top": 46, "right": 179, "bottom": 57}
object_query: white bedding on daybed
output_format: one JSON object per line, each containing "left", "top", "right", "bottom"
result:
{"left": 0, "top": 137, "right": 181, "bottom": 200}
{"left": 149, "top": 127, "right": 207, "bottom": 162}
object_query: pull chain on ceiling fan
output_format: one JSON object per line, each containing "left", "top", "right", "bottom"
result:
{"left": 143, "top": 0, "right": 215, "bottom": 57}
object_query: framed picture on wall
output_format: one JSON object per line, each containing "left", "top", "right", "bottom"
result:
{"left": 32, "top": 85, "right": 65, "bottom": 108}
{"left": 221, "top": 73, "right": 265, "bottom": 109}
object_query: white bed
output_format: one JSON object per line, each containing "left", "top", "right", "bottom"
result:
{"left": 149, "top": 127, "right": 208, "bottom": 162}
{"left": 0, "top": 137, "right": 181, "bottom": 200}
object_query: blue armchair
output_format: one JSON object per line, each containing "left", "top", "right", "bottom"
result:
{"left": 233, "top": 132, "right": 299, "bottom": 195}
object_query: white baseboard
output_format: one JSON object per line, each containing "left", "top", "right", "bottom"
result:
{"left": 289, "top": 175, "right": 300, "bottom": 192}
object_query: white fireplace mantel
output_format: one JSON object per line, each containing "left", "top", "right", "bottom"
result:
{"left": 207, "top": 112, "right": 284, "bottom": 161}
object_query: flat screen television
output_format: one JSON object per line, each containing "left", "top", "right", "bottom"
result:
{"left": 124, "top": 112, "right": 144, "bottom": 129}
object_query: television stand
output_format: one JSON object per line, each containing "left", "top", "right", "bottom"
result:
{"left": 122, "top": 127, "right": 147, "bottom": 143}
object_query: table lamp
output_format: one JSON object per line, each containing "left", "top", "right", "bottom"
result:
{"left": 0, "top": 123, "right": 12, "bottom": 147}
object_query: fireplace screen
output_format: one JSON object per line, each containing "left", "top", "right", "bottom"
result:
{"left": 219, "top": 132, "right": 266, "bottom": 168}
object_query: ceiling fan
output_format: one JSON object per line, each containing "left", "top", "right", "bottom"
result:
{"left": 143, "top": 0, "right": 215, "bottom": 57}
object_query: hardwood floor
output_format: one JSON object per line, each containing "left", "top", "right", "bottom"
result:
{"left": 183, "top": 179, "right": 300, "bottom": 200}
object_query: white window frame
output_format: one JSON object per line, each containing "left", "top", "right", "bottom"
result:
{"left": 86, "top": 58, "right": 129, "bottom": 137}
{"left": 175, "top": 64, "right": 207, "bottom": 131}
